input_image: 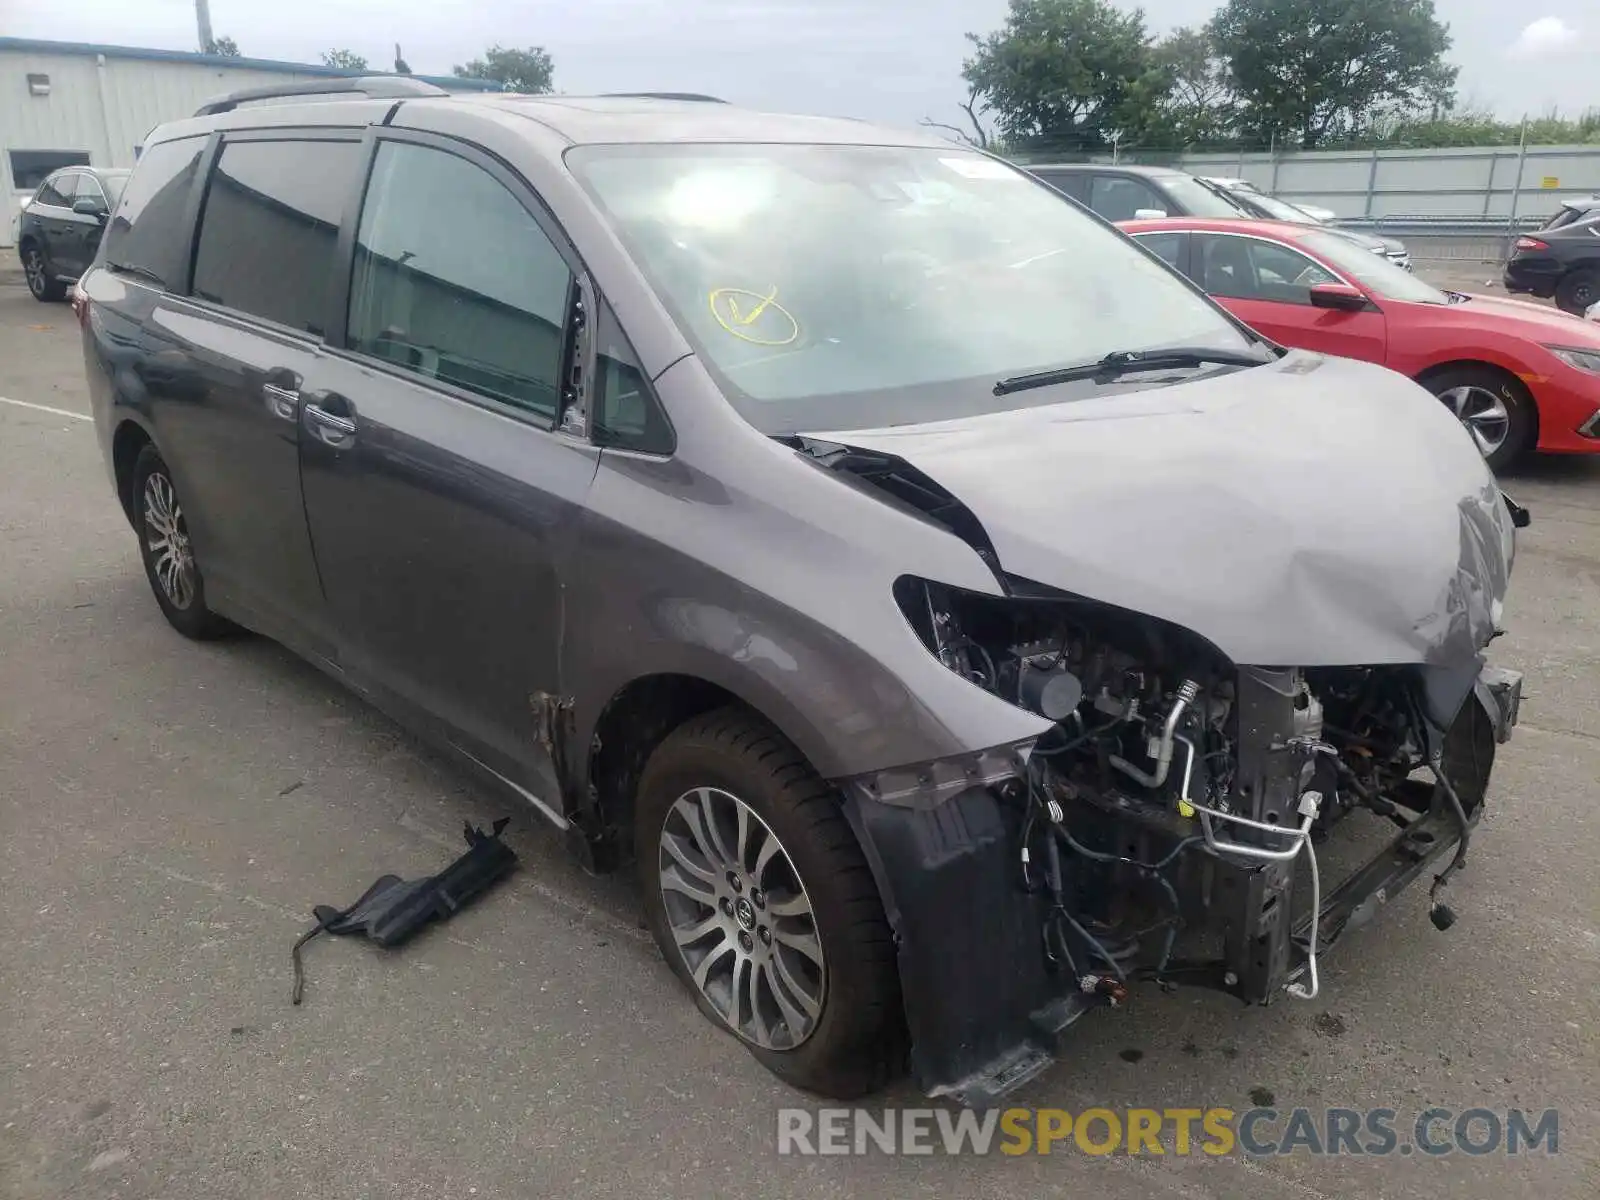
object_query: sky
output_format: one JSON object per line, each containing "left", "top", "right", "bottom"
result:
{"left": 0, "top": 0, "right": 1593, "bottom": 132}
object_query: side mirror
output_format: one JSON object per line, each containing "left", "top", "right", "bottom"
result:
{"left": 1133, "top": 208, "right": 1169, "bottom": 220}
{"left": 1308, "top": 282, "right": 1369, "bottom": 312}
{"left": 72, "top": 197, "right": 107, "bottom": 220}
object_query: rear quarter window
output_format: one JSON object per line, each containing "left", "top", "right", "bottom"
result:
{"left": 101, "top": 137, "right": 207, "bottom": 289}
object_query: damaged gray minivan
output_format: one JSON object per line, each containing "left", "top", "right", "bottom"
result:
{"left": 80, "top": 81, "right": 1525, "bottom": 1104}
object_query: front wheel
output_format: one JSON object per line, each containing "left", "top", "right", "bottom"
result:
{"left": 1422, "top": 367, "right": 1536, "bottom": 472}
{"left": 636, "top": 707, "right": 902, "bottom": 1098}
{"left": 132, "top": 444, "right": 234, "bottom": 640}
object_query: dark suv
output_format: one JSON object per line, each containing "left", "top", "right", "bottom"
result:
{"left": 78, "top": 78, "right": 1524, "bottom": 1105}
{"left": 1504, "top": 196, "right": 1600, "bottom": 314}
{"left": 16, "top": 165, "right": 130, "bottom": 301}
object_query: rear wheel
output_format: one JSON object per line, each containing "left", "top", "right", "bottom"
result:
{"left": 131, "top": 444, "right": 233, "bottom": 640}
{"left": 635, "top": 707, "right": 902, "bottom": 1098}
{"left": 21, "top": 242, "right": 66, "bottom": 302}
{"left": 1422, "top": 366, "right": 1536, "bottom": 472}
{"left": 1554, "top": 268, "right": 1599, "bottom": 316}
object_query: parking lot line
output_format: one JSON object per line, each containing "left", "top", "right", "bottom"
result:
{"left": 0, "top": 394, "right": 91, "bottom": 421}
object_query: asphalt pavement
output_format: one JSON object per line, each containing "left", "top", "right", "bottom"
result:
{"left": 1, "top": 276, "right": 1597, "bottom": 1199}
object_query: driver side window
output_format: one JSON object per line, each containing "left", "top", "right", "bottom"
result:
{"left": 1196, "top": 235, "right": 1336, "bottom": 304}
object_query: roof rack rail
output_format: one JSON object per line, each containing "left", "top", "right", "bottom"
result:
{"left": 195, "top": 76, "right": 448, "bottom": 117}
{"left": 600, "top": 92, "right": 728, "bottom": 103}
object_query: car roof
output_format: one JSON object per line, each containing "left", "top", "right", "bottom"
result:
{"left": 178, "top": 90, "right": 953, "bottom": 150}
{"left": 1026, "top": 162, "right": 1184, "bottom": 178}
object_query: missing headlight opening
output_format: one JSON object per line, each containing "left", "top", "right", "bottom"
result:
{"left": 862, "top": 575, "right": 1521, "bottom": 1103}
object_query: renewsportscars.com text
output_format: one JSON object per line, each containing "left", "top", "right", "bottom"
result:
{"left": 775, "top": 1106, "right": 1560, "bottom": 1157}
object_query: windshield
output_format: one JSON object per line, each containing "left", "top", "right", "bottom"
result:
{"left": 1246, "top": 192, "right": 1318, "bottom": 224}
{"left": 1298, "top": 230, "right": 1449, "bottom": 304}
{"left": 568, "top": 145, "right": 1257, "bottom": 433}
{"left": 1162, "top": 175, "right": 1251, "bottom": 219}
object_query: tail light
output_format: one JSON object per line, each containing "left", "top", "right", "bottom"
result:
{"left": 1514, "top": 237, "right": 1548, "bottom": 253}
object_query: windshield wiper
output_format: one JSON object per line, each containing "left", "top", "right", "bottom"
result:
{"left": 106, "top": 261, "right": 166, "bottom": 287}
{"left": 993, "top": 346, "right": 1273, "bottom": 396}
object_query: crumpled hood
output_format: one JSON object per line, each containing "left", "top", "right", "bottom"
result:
{"left": 814, "top": 353, "right": 1515, "bottom": 667}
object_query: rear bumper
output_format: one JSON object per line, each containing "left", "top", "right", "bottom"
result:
{"left": 844, "top": 666, "right": 1521, "bottom": 1106}
{"left": 1503, "top": 260, "right": 1560, "bottom": 298}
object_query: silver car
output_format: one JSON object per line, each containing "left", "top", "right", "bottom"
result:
{"left": 78, "top": 79, "right": 1525, "bottom": 1104}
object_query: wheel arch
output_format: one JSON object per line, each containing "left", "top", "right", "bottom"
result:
{"left": 110, "top": 418, "right": 155, "bottom": 527}
{"left": 575, "top": 670, "right": 844, "bottom": 873}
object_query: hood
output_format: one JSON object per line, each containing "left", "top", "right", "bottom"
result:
{"left": 812, "top": 353, "right": 1515, "bottom": 668}
{"left": 1452, "top": 292, "right": 1600, "bottom": 343}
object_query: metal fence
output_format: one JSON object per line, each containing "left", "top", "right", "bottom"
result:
{"left": 1168, "top": 144, "right": 1600, "bottom": 225}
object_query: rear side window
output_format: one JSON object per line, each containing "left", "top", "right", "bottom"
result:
{"left": 1034, "top": 171, "right": 1088, "bottom": 202}
{"left": 1134, "top": 231, "right": 1185, "bottom": 270}
{"left": 346, "top": 140, "right": 574, "bottom": 422}
{"left": 192, "top": 139, "right": 361, "bottom": 334}
{"left": 101, "top": 137, "right": 205, "bottom": 287}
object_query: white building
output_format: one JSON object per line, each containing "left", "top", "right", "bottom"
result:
{"left": 2, "top": 36, "right": 496, "bottom": 248}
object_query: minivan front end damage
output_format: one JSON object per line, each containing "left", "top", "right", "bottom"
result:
{"left": 841, "top": 582, "right": 1523, "bottom": 1104}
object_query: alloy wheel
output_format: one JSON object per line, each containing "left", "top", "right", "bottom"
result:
{"left": 23, "top": 248, "right": 47, "bottom": 299}
{"left": 1438, "top": 385, "right": 1510, "bottom": 459}
{"left": 656, "top": 785, "right": 826, "bottom": 1050}
{"left": 143, "top": 471, "right": 196, "bottom": 610}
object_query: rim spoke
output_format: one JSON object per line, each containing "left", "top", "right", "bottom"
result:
{"left": 733, "top": 800, "right": 752, "bottom": 873}
{"left": 672, "top": 912, "right": 722, "bottom": 948}
{"left": 744, "top": 956, "right": 770, "bottom": 1046}
{"left": 769, "top": 949, "right": 822, "bottom": 1023}
{"left": 660, "top": 830, "right": 718, "bottom": 893}
{"left": 691, "top": 934, "right": 736, "bottom": 991}
{"left": 764, "top": 891, "right": 810, "bottom": 918}
{"left": 751, "top": 828, "right": 780, "bottom": 886}
{"left": 695, "top": 787, "right": 739, "bottom": 868}
{"left": 774, "top": 926, "right": 824, "bottom": 965}
{"left": 676, "top": 793, "right": 729, "bottom": 873}
{"left": 725, "top": 952, "right": 751, "bottom": 1026}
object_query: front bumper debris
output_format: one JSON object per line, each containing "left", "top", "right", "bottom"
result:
{"left": 843, "top": 666, "right": 1521, "bottom": 1107}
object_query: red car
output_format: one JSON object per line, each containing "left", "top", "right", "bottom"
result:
{"left": 1119, "top": 216, "right": 1600, "bottom": 469}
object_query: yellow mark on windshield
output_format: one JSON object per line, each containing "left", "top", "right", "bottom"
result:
{"left": 709, "top": 286, "right": 799, "bottom": 346}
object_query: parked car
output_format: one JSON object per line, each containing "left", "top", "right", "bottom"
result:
{"left": 79, "top": 79, "right": 1524, "bottom": 1105}
{"left": 1202, "top": 175, "right": 1338, "bottom": 222}
{"left": 1122, "top": 215, "right": 1600, "bottom": 469}
{"left": 1200, "top": 176, "right": 1412, "bottom": 270}
{"left": 1029, "top": 162, "right": 1255, "bottom": 221}
{"left": 1503, "top": 196, "right": 1600, "bottom": 315}
{"left": 15, "top": 166, "right": 130, "bottom": 301}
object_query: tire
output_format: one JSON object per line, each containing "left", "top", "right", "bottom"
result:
{"left": 635, "top": 706, "right": 903, "bottom": 1098}
{"left": 1554, "top": 268, "right": 1600, "bottom": 317}
{"left": 131, "top": 444, "right": 234, "bottom": 640}
{"left": 1421, "top": 366, "right": 1536, "bottom": 472}
{"left": 21, "top": 242, "right": 67, "bottom": 302}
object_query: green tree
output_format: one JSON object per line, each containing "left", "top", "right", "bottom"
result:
{"left": 204, "top": 35, "right": 240, "bottom": 57}
{"left": 1210, "top": 0, "right": 1457, "bottom": 149}
{"left": 963, "top": 0, "right": 1160, "bottom": 154}
{"left": 452, "top": 45, "right": 555, "bottom": 93}
{"left": 1149, "top": 27, "right": 1238, "bottom": 147}
{"left": 321, "top": 48, "right": 368, "bottom": 72}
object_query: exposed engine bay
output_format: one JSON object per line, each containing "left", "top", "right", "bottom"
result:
{"left": 861, "top": 575, "right": 1523, "bottom": 1102}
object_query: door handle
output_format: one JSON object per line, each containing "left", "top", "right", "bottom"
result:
{"left": 262, "top": 382, "right": 300, "bottom": 422}
{"left": 304, "top": 401, "right": 357, "bottom": 449}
